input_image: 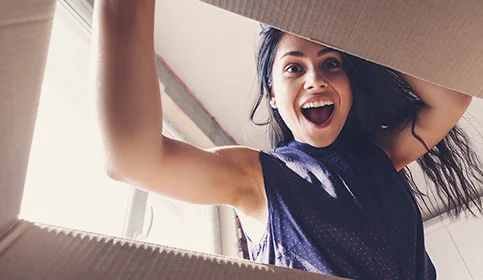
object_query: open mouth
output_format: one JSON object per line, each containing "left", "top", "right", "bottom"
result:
{"left": 301, "top": 101, "right": 335, "bottom": 126}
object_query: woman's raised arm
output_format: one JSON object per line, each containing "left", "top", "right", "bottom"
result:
{"left": 91, "top": 0, "right": 265, "bottom": 214}
{"left": 380, "top": 73, "right": 472, "bottom": 171}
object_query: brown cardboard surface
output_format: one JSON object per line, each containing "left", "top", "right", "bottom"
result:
{"left": 200, "top": 0, "right": 483, "bottom": 98}
{"left": 0, "top": 0, "right": 56, "bottom": 230}
{"left": 0, "top": 221, "right": 347, "bottom": 280}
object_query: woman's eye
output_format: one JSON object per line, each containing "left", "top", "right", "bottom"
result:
{"left": 323, "top": 58, "right": 341, "bottom": 70}
{"left": 285, "top": 64, "right": 303, "bottom": 73}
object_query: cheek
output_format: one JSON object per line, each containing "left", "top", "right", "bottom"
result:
{"left": 276, "top": 92, "right": 298, "bottom": 121}
{"left": 273, "top": 81, "right": 299, "bottom": 113}
{"left": 272, "top": 89, "right": 300, "bottom": 130}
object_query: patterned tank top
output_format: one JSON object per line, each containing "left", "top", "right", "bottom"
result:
{"left": 246, "top": 138, "right": 436, "bottom": 279}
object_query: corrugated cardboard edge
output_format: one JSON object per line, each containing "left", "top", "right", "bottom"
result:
{"left": 199, "top": 0, "right": 483, "bottom": 98}
{"left": 0, "top": 220, "right": 348, "bottom": 280}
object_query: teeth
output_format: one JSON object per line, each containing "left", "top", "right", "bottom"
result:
{"left": 302, "top": 100, "right": 334, "bottom": 109}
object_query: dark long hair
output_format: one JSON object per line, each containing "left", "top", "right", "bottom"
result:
{"left": 250, "top": 26, "right": 483, "bottom": 218}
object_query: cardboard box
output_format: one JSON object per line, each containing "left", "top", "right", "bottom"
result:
{"left": 0, "top": 0, "right": 343, "bottom": 279}
{"left": 200, "top": 0, "right": 483, "bottom": 98}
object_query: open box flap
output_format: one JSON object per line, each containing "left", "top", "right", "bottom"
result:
{"left": 200, "top": 0, "right": 483, "bottom": 98}
{"left": 0, "top": 221, "right": 348, "bottom": 280}
{"left": 0, "top": 0, "right": 56, "bottom": 232}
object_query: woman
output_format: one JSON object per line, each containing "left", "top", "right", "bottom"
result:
{"left": 92, "top": 1, "right": 482, "bottom": 279}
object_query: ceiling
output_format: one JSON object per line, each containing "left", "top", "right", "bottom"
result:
{"left": 154, "top": 0, "right": 269, "bottom": 149}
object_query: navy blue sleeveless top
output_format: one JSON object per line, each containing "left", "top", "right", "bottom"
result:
{"left": 247, "top": 139, "right": 436, "bottom": 279}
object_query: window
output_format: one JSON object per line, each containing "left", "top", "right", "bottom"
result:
{"left": 21, "top": 0, "right": 221, "bottom": 255}
{"left": 21, "top": 1, "right": 129, "bottom": 237}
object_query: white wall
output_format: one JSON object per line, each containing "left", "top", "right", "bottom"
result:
{"left": 425, "top": 214, "right": 483, "bottom": 280}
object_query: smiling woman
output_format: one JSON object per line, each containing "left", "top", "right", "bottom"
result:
{"left": 267, "top": 34, "right": 352, "bottom": 148}
{"left": 251, "top": 27, "right": 482, "bottom": 209}
{"left": 92, "top": 1, "right": 482, "bottom": 279}
{"left": 245, "top": 26, "right": 483, "bottom": 278}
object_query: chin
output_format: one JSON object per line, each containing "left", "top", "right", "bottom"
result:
{"left": 297, "top": 110, "right": 345, "bottom": 147}
{"left": 304, "top": 130, "right": 339, "bottom": 148}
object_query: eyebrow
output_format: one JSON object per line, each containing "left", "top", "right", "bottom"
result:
{"left": 281, "top": 48, "right": 336, "bottom": 59}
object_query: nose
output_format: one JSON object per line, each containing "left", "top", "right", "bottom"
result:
{"left": 304, "top": 69, "right": 328, "bottom": 91}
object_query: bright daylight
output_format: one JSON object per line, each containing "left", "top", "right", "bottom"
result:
{"left": 2, "top": 0, "right": 483, "bottom": 279}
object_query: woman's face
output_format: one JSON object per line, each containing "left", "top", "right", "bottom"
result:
{"left": 270, "top": 33, "right": 353, "bottom": 147}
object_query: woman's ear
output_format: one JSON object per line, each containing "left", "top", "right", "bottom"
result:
{"left": 270, "top": 98, "right": 277, "bottom": 109}
{"left": 269, "top": 92, "right": 278, "bottom": 109}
